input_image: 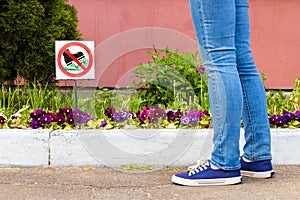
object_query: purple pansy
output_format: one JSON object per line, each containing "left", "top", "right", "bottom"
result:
{"left": 175, "top": 109, "right": 182, "bottom": 118}
{"left": 185, "top": 110, "right": 204, "bottom": 125}
{"left": 0, "top": 115, "right": 7, "bottom": 125}
{"left": 295, "top": 110, "right": 300, "bottom": 120}
{"left": 112, "top": 110, "right": 131, "bottom": 123}
{"left": 56, "top": 113, "right": 65, "bottom": 125}
{"left": 202, "top": 110, "right": 210, "bottom": 117}
{"left": 59, "top": 107, "right": 72, "bottom": 117}
{"left": 167, "top": 110, "right": 176, "bottom": 122}
{"left": 268, "top": 115, "right": 277, "bottom": 126}
{"left": 48, "top": 113, "right": 58, "bottom": 122}
{"left": 269, "top": 110, "right": 300, "bottom": 127}
{"left": 29, "top": 107, "right": 94, "bottom": 129}
{"left": 138, "top": 107, "right": 150, "bottom": 123}
{"left": 149, "top": 106, "right": 166, "bottom": 124}
{"left": 179, "top": 109, "right": 209, "bottom": 125}
{"left": 269, "top": 114, "right": 287, "bottom": 127}
{"left": 40, "top": 114, "right": 53, "bottom": 124}
{"left": 104, "top": 107, "right": 115, "bottom": 118}
{"left": 30, "top": 119, "right": 41, "bottom": 129}
{"left": 166, "top": 109, "right": 182, "bottom": 122}
{"left": 30, "top": 108, "right": 44, "bottom": 119}
{"left": 73, "top": 108, "right": 93, "bottom": 124}
{"left": 100, "top": 120, "right": 107, "bottom": 127}
{"left": 180, "top": 115, "right": 193, "bottom": 125}
{"left": 276, "top": 115, "right": 287, "bottom": 126}
{"left": 283, "top": 109, "right": 295, "bottom": 123}
{"left": 10, "top": 114, "right": 21, "bottom": 121}
{"left": 67, "top": 114, "right": 74, "bottom": 125}
{"left": 127, "top": 111, "right": 135, "bottom": 119}
{"left": 196, "top": 65, "right": 206, "bottom": 74}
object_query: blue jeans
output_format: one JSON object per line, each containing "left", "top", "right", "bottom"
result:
{"left": 190, "top": 0, "right": 272, "bottom": 170}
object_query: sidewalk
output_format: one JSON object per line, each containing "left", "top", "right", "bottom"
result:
{"left": 0, "top": 165, "right": 299, "bottom": 200}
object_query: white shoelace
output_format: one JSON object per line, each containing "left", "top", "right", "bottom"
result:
{"left": 187, "top": 160, "right": 210, "bottom": 176}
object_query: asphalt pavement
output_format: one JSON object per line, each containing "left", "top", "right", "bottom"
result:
{"left": 0, "top": 165, "right": 299, "bottom": 200}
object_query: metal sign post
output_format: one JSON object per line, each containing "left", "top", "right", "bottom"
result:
{"left": 74, "top": 80, "right": 78, "bottom": 109}
{"left": 55, "top": 40, "right": 95, "bottom": 110}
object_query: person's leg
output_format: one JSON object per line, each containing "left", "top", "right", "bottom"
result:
{"left": 190, "top": 0, "right": 242, "bottom": 170}
{"left": 235, "top": 0, "right": 272, "bottom": 162}
{"left": 235, "top": 0, "right": 273, "bottom": 178}
{"left": 171, "top": 0, "right": 243, "bottom": 186}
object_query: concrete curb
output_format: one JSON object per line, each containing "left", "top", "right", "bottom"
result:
{"left": 0, "top": 129, "right": 49, "bottom": 167}
{"left": 50, "top": 129, "right": 215, "bottom": 167}
{"left": 0, "top": 128, "right": 299, "bottom": 167}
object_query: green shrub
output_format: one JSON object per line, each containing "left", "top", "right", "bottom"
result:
{"left": 0, "top": 0, "right": 81, "bottom": 85}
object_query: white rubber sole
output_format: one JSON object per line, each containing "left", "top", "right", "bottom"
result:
{"left": 172, "top": 175, "right": 242, "bottom": 186}
{"left": 241, "top": 170, "right": 274, "bottom": 178}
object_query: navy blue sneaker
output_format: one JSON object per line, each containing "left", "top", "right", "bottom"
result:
{"left": 172, "top": 160, "right": 242, "bottom": 186}
{"left": 240, "top": 157, "right": 274, "bottom": 178}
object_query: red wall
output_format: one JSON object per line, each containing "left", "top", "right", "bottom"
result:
{"left": 67, "top": 0, "right": 300, "bottom": 89}
{"left": 250, "top": 0, "right": 300, "bottom": 89}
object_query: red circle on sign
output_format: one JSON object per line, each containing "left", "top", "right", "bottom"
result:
{"left": 57, "top": 42, "right": 93, "bottom": 78}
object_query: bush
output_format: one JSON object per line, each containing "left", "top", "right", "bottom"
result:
{"left": 0, "top": 0, "right": 81, "bottom": 85}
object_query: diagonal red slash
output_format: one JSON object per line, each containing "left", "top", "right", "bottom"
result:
{"left": 63, "top": 48, "right": 87, "bottom": 70}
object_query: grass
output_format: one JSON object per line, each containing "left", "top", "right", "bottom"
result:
{"left": 121, "top": 165, "right": 153, "bottom": 170}
{"left": 0, "top": 84, "right": 73, "bottom": 118}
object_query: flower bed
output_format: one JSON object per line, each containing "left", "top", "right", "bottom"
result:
{"left": 1, "top": 105, "right": 300, "bottom": 130}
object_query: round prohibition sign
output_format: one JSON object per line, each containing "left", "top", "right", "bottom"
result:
{"left": 57, "top": 42, "right": 93, "bottom": 78}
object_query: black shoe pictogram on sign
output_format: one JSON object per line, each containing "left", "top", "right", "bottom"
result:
{"left": 63, "top": 49, "right": 85, "bottom": 66}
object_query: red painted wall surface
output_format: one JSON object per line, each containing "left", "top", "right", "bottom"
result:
{"left": 67, "top": 0, "right": 300, "bottom": 89}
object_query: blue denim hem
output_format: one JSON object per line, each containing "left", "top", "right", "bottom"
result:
{"left": 242, "top": 154, "right": 272, "bottom": 162}
{"left": 210, "top": 159, "right": 241, "bottom": 171}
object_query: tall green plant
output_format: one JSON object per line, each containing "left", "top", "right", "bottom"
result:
{"left": 287, "top": 77, "right": 300, "bottom": 112}
{"left": 131, "top": 46, "right": 209, "bottom": 110}
{"left": 266, "top": 77, "right": 300, "bottom": 115}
